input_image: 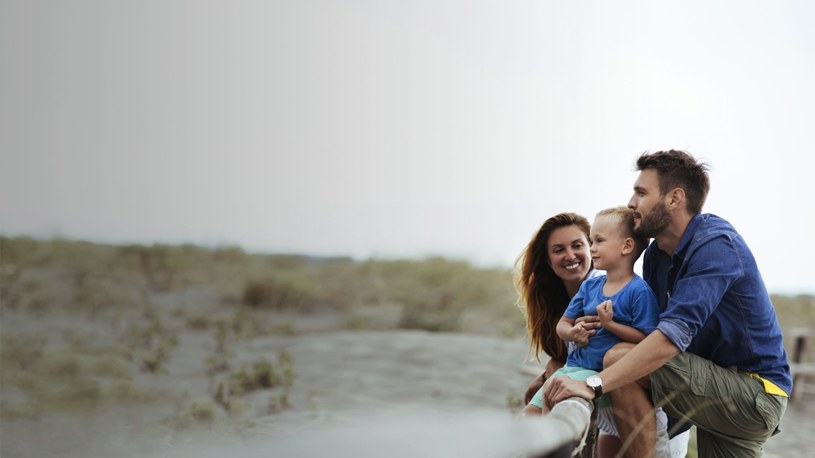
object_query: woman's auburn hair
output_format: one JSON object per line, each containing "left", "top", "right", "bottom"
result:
{"left": 514, "top": 212, "right": 591, "bottom": 362}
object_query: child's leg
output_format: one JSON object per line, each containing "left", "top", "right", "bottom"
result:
{"left": 596, "top": 406, "right": 671, "bottom": 457}
{"left": 596, "top": 433, "right": 622, "bottom": 458}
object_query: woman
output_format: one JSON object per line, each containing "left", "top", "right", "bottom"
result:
{"left": 515, "top": 212, "right": 689, "bottom": 458}
{"left": 515, "top": 212, "right": 600, "bottom": 402}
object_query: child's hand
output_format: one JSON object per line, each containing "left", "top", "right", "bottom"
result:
{"left": 570, "top": 322, "right": 590, "bottom": 347}
{"left": 596, "top": 300, "right": 614, "bottom": 325}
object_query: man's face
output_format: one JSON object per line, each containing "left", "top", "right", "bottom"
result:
{"left": 628, "top": 169, "right": 671, "bottom": 238}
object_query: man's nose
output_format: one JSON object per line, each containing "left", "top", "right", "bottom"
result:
{"left": 627, "top": 195, "right": 637, "bottom": 209}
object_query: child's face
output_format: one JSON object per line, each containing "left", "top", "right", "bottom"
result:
{"left": 589, "top": 217, "right": 627, "bottom": 271}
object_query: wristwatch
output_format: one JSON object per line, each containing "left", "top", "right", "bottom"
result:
{"left": 586, "top": 375, "right": 603, "bottom": 399}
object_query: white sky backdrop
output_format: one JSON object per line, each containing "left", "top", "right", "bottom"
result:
{"left": 1, "top": 1, "right": 813, "bottom": 294}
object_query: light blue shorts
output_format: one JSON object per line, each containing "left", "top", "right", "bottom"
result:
{"left": 528, "top": 366, "right": 611, "bottom": 409}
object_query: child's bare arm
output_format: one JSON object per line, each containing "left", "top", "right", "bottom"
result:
{"left": 557, "top": 316, "right": 590, "bottom": 347}
{"left": 596, "top": 300, "right": 648, "bottom": 343}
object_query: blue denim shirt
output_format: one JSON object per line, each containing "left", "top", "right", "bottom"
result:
{"left": 643, "top": 213, "right": 792, "bottom": 395}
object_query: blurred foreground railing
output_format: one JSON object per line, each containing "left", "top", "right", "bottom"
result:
{"left": 533, "top": 397, "right": 596, "bottom": 458}
{"left": 246, "top": 398, "right": 596, "bottom": 458}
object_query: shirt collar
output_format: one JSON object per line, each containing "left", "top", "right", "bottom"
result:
{"left": 674, "top": 213, "right": 704, "bottom": 257}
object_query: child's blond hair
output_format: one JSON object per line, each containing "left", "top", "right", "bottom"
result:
{"left": 595, "top": 206, "right": 649, "bottom": 260}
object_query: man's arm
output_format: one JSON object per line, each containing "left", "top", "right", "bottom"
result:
{"left": 543, "top": 330, "right": 679, "bottom": 407}
{"left": 597, "top": 329, "right": 679, "bottom": 392}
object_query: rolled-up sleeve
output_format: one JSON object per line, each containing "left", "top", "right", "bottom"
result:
{"left": 657, "top": 318, "right": 693, "bottom": 351}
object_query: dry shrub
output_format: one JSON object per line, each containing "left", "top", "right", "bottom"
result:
{"left": 164, "top": 401, "right": 221, "bottom": 430}
{"left": 209, "top": 352, "right": 294, "bottom": 415}
{"left": 241, "top": 277, "right": 318, "bottom": 311}
{"left": 0, "top": 335, "right": 152, "bottom": 417}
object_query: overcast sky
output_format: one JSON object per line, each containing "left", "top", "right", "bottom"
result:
{"left": 1, "top": 1, "right": 813, "bottom": 295}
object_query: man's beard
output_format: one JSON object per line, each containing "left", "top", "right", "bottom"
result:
{"left": 634, "top": 202, "right": 671, "bottom": 238}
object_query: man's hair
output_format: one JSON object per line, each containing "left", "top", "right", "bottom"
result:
{"left": 636, "top": 150, "right": 710, "bottom": 214}
{"left": 595, "top": 206, "right": 649, "bottom": 260}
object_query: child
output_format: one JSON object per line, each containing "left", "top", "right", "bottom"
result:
{"left": 522, "top": 206, "right": 668, "bottom": 455}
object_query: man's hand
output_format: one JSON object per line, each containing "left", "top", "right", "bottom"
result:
{"left": 596, "top": 300, "right": 614, "bottom": 325}
{"left": 543, "top": 376, "right": 595, "bottom": 409}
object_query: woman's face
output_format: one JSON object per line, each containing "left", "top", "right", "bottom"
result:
{"left": 546, "top": 225, "right": 592, "bottom": 286}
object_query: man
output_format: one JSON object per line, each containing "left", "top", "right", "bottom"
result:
{"left": 545, "top": 150, "right": 790, "bottom": 457}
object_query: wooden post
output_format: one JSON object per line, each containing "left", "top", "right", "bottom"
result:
{"left": 789, "top": 327, "right": 815, "bottom": 401}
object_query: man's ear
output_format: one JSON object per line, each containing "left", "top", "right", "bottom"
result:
{"left": 667, "top": 188, "right": 685, "bottom": 209}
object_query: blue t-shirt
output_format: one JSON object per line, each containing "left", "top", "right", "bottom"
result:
{"left": 644, "top": 213, "right": 792, "bottom": 395}
{"left": 563, "top": 274, "right": 660, "bottom": 371}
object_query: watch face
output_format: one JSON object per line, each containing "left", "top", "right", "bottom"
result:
{"left": 586, "top": 375, "right": 603, "bottom": 398}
